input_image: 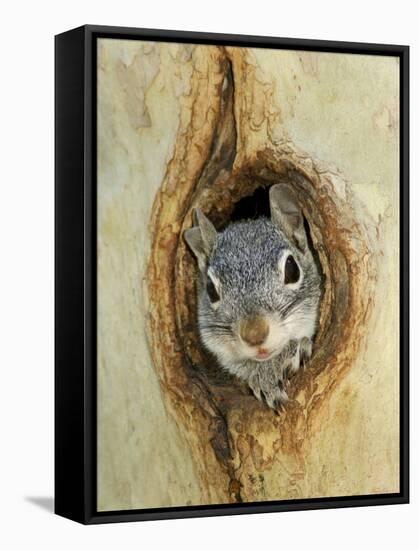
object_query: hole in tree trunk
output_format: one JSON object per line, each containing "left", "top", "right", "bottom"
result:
{"left": 175, "top": 170, "right": 334, "bottom": 413}
{"left": 228, "top": 186, "right": 271, "bottom": 222}
{"left": 177, "top": 179, "right": 327, "bottom": 403}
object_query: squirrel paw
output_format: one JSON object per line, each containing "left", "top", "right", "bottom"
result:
{"left": 300, "top": 337, "right": 313, "bottom": 366}
{"left": 249, "top": 376, "right": 288, "bottom": 410}
{"left": 285, "top": 337, "right": 313, "bottom": 380}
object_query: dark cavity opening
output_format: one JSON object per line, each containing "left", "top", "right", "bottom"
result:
{"left": 229, "top": 186, "right": 271, "bottom": 222}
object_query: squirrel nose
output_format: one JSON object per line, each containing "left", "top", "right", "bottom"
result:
{"left": 240, "top": 316, "right": 269, "bottom": 347}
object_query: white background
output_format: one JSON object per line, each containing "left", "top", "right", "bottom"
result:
{"left": 0, "top": 0, "right": 416, "bottom": 547}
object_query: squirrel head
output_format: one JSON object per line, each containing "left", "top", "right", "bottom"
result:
{"left": 184, "top": 184, "right": 321, "bottom": 368}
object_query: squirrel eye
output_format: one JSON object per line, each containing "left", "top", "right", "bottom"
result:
{"left": 206, "top": 277, "right": 220, "bottom": 303}
{"left": 284, "top": 255, "right": 300, "bottom": 285}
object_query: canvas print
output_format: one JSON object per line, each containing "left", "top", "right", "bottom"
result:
{"left": 96, "top": 38, "right": 400, "bottom": 511}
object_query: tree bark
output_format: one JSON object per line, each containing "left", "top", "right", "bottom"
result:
{"left": 97, "top": 40, "right": 400, "bottom": 510}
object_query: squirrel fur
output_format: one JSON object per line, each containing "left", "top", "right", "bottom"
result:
{"left": 184, "top": 183, "right": 322, "bottom": 410}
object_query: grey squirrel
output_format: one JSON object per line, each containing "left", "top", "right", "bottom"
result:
{"left": 184, "top": 183, "right": 322, "bottom": 410}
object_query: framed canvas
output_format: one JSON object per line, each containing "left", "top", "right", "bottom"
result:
{"left": 55, "top": 25, "right": 409, "bottom": 524}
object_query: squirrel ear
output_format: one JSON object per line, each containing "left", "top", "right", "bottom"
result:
{"left": 269, "top": 184, "right": 308, "bottom": 252}
{"left": 184, "top": 209, "right": 217, "bottom": 270}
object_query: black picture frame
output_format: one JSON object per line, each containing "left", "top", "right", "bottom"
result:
{"left": 55, "top": 24, "right": 409, "bottom": 524}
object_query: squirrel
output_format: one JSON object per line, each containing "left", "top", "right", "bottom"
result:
{"left": 184, "top": 183, "right": 322, "bottom": 410}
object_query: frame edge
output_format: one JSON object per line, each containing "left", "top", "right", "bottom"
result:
{"left": 55, "top": 25, "right": 88, "bottom": 525}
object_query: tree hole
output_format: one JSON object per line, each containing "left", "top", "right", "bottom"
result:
{"left": 174, "top": 170, "right": 336, "bottom": 412}
{"left": 228, "top": 186, "right": 271, "bottom": 222}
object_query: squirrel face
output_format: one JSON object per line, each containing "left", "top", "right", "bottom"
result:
{"left": 184, "top": 184, "right": 322, "bottom": 373}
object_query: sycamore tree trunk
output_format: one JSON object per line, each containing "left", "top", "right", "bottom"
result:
{"left": 97, "top": 40, "right": 400, "bottom": 511}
